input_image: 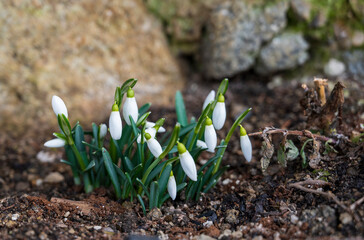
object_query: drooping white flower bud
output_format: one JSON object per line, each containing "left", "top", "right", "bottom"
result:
{"left": 137, "top": 127, "right": 157, "bottom": 143}
{"left": 109, "top": 103, "right": 122, "bottom": 140}
{"left": 44, "top": 138, "right": 66, "bottom": 148}
{"left": 196, "top": 140, "right": 207, "bottom": 149}
{"left": 99, "top": 124, "right": 107, "bottom": 139}
{"left": 240, "top": 125, "right": 252, "bottom": 162}
{"left": 177, "top": 142, "right": 197, "bottom": 181}
{"left": 212, "top": 94, "right": 226, "bottom": 130}
{"left": 145, "top": 133, "right": 163, "bottom": 158}
{"left": 52, "top": 95, "right": 68, "bottom": 118}
{"left": 123, "top": 88, "right": 138, "bottom": 125}
{"left": 204, "top": 117, "right": 217, "bottom": 153}
{"left": 202, "top": 90, "right": 215, "bottom": 111}
{"left": 167, "top": 172, "right": 177, "bottom": 200}
{"left": 146, "top": 121, "right": 166, "bottom": 133}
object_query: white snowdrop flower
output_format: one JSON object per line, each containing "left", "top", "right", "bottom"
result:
{"left": 99, "top": 124, "right": 107, "bottom": 138}
{"left": 146, "top": 121, "right": 166, "bottom": 133}
{"left": 137, "top": 127, "right": 157, "bottom": 143}
{"left": 44, "top": 138, "right": 66, "bottom": 148}
{"left": 202, "top": 90, "right": 215, "bottom": 111}
{"left": 204, "top": 117, "right": 217, "bottom": 153}
{"left": 178, "top": 142, "right": 197, "bottom": 181}
{"left": 196, "top": 140, "right": 207, "bottom": 149}
{"left": 123, "top": 88, "right": 138, "bottom": 125}
{"left": 145, "top": 133, "right": 163, "bottom": 158}
{"left": 167, "top": 172, "right": 177, "bottom": 200}
{"left": 212, "top": 93, "right": 226, "bottom": 130}
{"left": 52, "top": 95, "right": 68, "bottom": 118}
{"left": 109, "top": 103, "right": 122, "bottom": 140}
{"left": 240, "top": 125, "right": 252, "bottom": 162}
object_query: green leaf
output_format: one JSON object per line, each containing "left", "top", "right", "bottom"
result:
{"left": 160, "top": 123, "right": 180, "bottom": 159}
{"left": 82, "top": 141, "right": 101, "bottom": 151}
{"left": 216, "top": 78, "right": 229, "bottom": 96}
{"left": 300, "top": 139, "right": 313, "bottom": 168}
{"left": 114, "top": 87, "right": 121, "bottom": 107}
{"left": 286, "top": 140, "right": 299, "bottom": 161}
{"left": 179, "top": 123, "right": 197, "bottom": 137}
{"left": 158, "top": 164, "right": 172, "bottom": 198}
{"left": 277, "top": 144, "right": 286, "bottom": 167}
{"left": 136, "top": 178, "right": 150, "bottom": 198}
{"left": 83, "top": 160, "right": 95, "bottom": 172}
{"left": 149, "top": 181, "right": 159, "bottom": 209}
{"left": 124, "top": 156, "right": 135, "bottom": 172}
{"left": 53, "top": 132, "right": 67, "bottom": 141}
{"left": 136, "top": 111, "right": 151, "bottom": 127}
{"left": 113, "top": 163, "right": 126, "bottom": 181}
{"left": 139, "top": 103, "right": 152, "bottom": 116}
{"left": 175, "top": 91, "right": 188, "bottom": 126}
{"left": 102, "top": 148, "right": 122, "bottom": 199}
{"left": 60, "top": 159, "right": 73, "bottom": 166}
{"left": 137, "top": 195, "right": 147, "bottom": 215}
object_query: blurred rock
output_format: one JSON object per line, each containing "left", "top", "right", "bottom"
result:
{"left": 202, "top": 0, "right": 288, "bottom": 79}
{"left": 324, "top": 58, "right": 345, "bottom": 77}
{"left": 44, "top": 172, "right": 64, "bottom": 183}
{"left": 0, "top": 0, "right": 184, "bottom": 139}
{"left": 351, "top": 31, "right": 364, "bottom": 47}
{"left": 255, "top": 33, "right": 309, "bottom": 75}
{"left": 343, "top": 50, "right": 364, "bottom": 81}
{"left": 290, "top": 0, "right": 311, "bottom": 22}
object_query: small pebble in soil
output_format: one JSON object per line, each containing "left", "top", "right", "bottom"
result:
{"left": 222, "top": 178, "right": 232, "bottom": 185}
{"left": 147, "top": 208, "right": 163, "bottom": 221}
{"left": 93, "top": 226, "right": 102, "bottom": 230}
{"left": 225, "top": 209, "right": 239, "bottom": 224}
{"left": 290, "top": 214, "right": 299, "bottom": 224}
{"left": 64, "top": 211, "right": 70, "bottom": 217}
{"left": 103, "top": 227, "right": 114, "bottom": 234}
{"left": 194, "top": 234, "right": 215, "bottom": 240}
{"left": 11, "top": 213, "right": 19, "bottom": 221}
{"left": 44, "top": 172, "right": 64, "bottom": 183}
{"left": 339, "top": 212, "right": 352, "bottom": 225}
{"left": 203, "top": 220, "right": 213, "bottom": 228}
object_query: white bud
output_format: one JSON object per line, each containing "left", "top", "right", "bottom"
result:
{"left": 204, "top": 124, "right": 217, "bottom": 153}
{"left": 202, "top": 90, "right": 215, "bottom": 111}
{"left": 52, "top": 95, "right": 68, "bottom": 118}
{"left": 44, "top": 138, "right": 66, "bottom": 148}
{"left": 146, "top": 121, "right": 166, "bottom": 133}
{"left": 167, "top": 175, "right": 177, "bottom": 200}
{"left": 99, "top": 124, "right": 107, "bottom": 138}
{"left": 123, "top": 97, "right": 138, "bottom": 125}
{"left": 196, "top": 140, "right": 207, "bottom": 149}
{"left": 137, "top": 127, "right": 157, "bottom": 143}
{"left": 146, "top": 138, "right": 163, "bottom": 158}
{"left": 179, "top": 151, "right": 197, "bottom": 181}
{"left": 109, "top": 111, "right": 122, "bottom": 140}
{"left": 212, "top": 102, "right": 226, "bottom": 130}
{"left": 240, "top": 135, "right": 252, "bottom": 162}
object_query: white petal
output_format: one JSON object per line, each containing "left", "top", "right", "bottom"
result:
{"left": 179, "top": 151, "right": 197, "bottom": 181}
{"left": 202, "top": 90, "right": 215, "bottom": 111}
{"left": 167, "top": 175, "right": 177, "bottom": 200}
{"left": 52, "top": 95, "right": 68, "bottom": 118}
{"left": 196, "top": 140, "right": 207, "bottom": 149}
{"left": 44, "top": 138, "right": 66, "bottom": 148}
{"left": 240, "top": 135, "right": 252, "bottom": 162}
{"left": 137, "top": 128, "right": 156, "bottom": 143}
{"left": 109, "top": 111, "right": 122, "bottom": 140}
{"left": 123, "top": 97, "right": 138, "bottom": 125}
{"left": 204, "top": 125, "right": 217, "bottom": 152}
{"left": 146, "top": 121, "right": 166, "bottom": 133}
{"left": 146, "top": 138, "right": 163, "bottom": 158}
{"left": 99, "top": 124, "right": 107, "bottom": 138}
{"left": 212, "top": 102, "right": 226, "bottom": 130}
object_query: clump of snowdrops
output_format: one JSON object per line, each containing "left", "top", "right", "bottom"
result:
{"left": 45, "top": 78, "right": 252, "bottom": 213}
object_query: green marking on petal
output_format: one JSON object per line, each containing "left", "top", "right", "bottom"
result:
{"left": 240, "top": 125, "right": 247, "bottom": 136}
{"left": 127, "top": 88, "right": 135, "bottom": 98}
{"left": 217, "top": 93, "right": 225, "bottom": 103}
{"left": 112, "top": 102, "right": 119, "bottom": 112}
{"left": 177, "top": 142, "right": 187, "bottom": 154}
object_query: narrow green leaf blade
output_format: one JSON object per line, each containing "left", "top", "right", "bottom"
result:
{"left": 175, "top": 91, "right": 188, "bottom": 126}
{"left": 102, "top": 148, "right": 122, "bottom": 199}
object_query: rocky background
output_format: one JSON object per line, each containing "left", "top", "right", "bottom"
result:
{"left": 1, "top": 0, "right": 364, "bottom": 139}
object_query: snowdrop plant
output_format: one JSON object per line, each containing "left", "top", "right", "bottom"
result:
{"left": 44, "top": 78, "right": 252, "bottom": 214}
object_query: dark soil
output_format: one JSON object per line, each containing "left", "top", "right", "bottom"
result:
{"left": 1, "top": 78, "right": 363, "bottom": 239}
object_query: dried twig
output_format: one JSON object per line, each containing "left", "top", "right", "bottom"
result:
{"left": 248, "top": 127, "right": 336, "bottom": 144}
{"left": 288, "top": 180, "right": 363, "bottom": 222}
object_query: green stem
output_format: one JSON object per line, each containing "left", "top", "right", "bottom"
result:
{"left": 70, "top": 144, "right": 93, "bottom": 193}
{"left": 212, "top": 108, "right": 251, "bottom": 174}
{"left": 70, "top": 144, "right": 87, "bottom": 170}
